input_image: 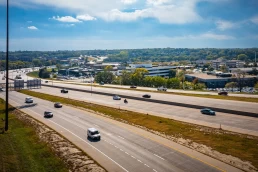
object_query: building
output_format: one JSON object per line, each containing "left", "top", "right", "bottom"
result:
{"left": 185, "top": 73, "right": 258, "bottom": 88}
{"left": 226, "top": 60, "right": 244, "bottom": 68}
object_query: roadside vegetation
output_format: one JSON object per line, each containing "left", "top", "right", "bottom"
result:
{"left": 0, "top": 99, "right": 68, "bottom": 172}
{"left": 19, "top": 90, "right": 258, "bottom": 169}
{"left": 26, "top": 71, "right": 39, "bottom": 78}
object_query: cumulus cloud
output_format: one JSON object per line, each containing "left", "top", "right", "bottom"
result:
{"left": 121, "top": 0, "right": 137, "bottom": 4}
{"left": 28, "top": 26, "right": 38, "bottom": 30}
{"left": 199, "top": 32, "right": 234, "bottom": 40}
{"left": 76, "top": 14, "right": 96, "bottom": 21}
{"left": 51, "top": 16, "right": 81, "bottom": 23}
{"left": 216, "top": 20, "right": 235, "bottom": 30}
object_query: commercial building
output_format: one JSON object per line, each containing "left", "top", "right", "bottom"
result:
{"left": 211, "top": 60, "right": 244, "bottom": 69}
{"left": 185, "top": 73, "right": 258, "bottom": 88}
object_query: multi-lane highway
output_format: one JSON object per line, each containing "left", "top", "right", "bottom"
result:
{"left": 0, "top": 91, "right": 241, "bottom": 172}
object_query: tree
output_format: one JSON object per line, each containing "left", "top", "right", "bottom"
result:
{"left": 255, "top": 82, "right": 258, "bottom": 91}
{"left": 235, "top": 69, "right": 246, "bottom": 92}
{"left": 208, "top": 66, "right": 214, "bottom": 71}
{"left": 121, "top": 70, "right": 132, "bottom": 85}
{"left": 95, "top": 71, "right": 115, "bottom": 84}
{"left": 167, "top": 78, "right": 180, "bottom": 89}
{"left": 131, "top": 68, "right": 149, "bottom": 86}
{"left": 104, "top": 65, "right": 113, "bottom": 71}
{"left": 168, "top": 69, "right": 177, "bottom": 78}
{"left": 177, "top": 70, "right": 186, "bottom": 89}
{"left": 193, "top": 83, "right": 206, "bottom": 90}
{"left": 237, "top": 54, "right": 248, "bottom": 61}
{"left": 220, "top": 65, "right": 227, "bottom": 73}
{"left": 225, "top": 82, "right": 237, "bottom": 92}
{"left": 192, "top": 78, "right": 198, "bottom": 85}
{"left": 38, "top": 68, "right": 50, "bottom": 78}
{"left": 152, "top": 76, "right": 166, "bottom": 87}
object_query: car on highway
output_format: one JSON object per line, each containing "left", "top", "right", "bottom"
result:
{"left": 200, "top": 108, "right": 216, "bottom": 115}
{"left": 99, "top": 82, "right": 104, "bottom": 85}
{"left": 130, "top": 85, "right": 137, "bottom": 88}
{"left": 157, "top": 86, "right": 167, "bottom": 91}
{"left": 142, "top": 94, "right": 151, "bottom": 98}
{"left": 218, "top": 91, "right": 228, "bottom": 96}
{"left": 113, "top": 95, "right": 121, "bottom": 100}
{"left": 54, "top": 102, "right": 63, "bottom": 108}
{"left": 0, "top": 87, "right": 4, "bottom": 92}
{"left": 44, "top": 111, "right": 53, "bottom": 118}
{"left": 45, "top": 80, "right": 49, "bottom": 83}
{"left": 61, "top": 89, "right": 68, "bottom": 93}
{"left": 87, "top": 128, "right": 101, "bottom": 140}
{"left": 25, "top": 97, "right": 33, "bottom": 103}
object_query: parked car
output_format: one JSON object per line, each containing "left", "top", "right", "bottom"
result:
{"left": 130, "top": 85, "right": 137, "bottom": 88}
{"left": 25, "top": 97, "right": 33, "bottom": 103}
{"left": 44, "top": 111, "right": 53, "bottom": 118}
{"left": 61, "top": 89, "right": 68, "bottom": 93}
{"left": 157, "top": 86, "right": 167, "bottom": 91}
{"left": 99, "top": 82, "right": 104, "bottom": 85}
{"left": 142, "top": 94, "right": 151, "bottom": 98}
{"left": 113, "top": 95, "right": 121, "bottom": 100}
{"left": 218, "top": 91, "right": 228, "bottom": 96}
{"left": 200, "top": 108, "right": 216, "bottom": 115}
{"left": 54, "top": 102, "right": 63, "bottom": 108}
{"left": 87, "top": 128, "right": 101, "bottom": 140}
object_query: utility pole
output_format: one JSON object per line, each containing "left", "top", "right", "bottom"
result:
{"left": 5, "top": 0, "right": 9, "bottom": 131}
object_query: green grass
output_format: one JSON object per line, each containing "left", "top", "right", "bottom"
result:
{"left": 0, "top": 99, "right": 68, "bottom": 172}
{"left": 59, "top": 82, "right": 258, "bottom": 103}
{"left": 19, "top": 89, "right": 258, "bottom": 170}
{"left": 26, "top": 71, "right": 39, "bottom": 78}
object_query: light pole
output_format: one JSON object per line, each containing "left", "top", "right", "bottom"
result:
{"left": 91, "top": 74, "right": 92, "bottom": 96}
{"left": 5, "top": 0, "right": 9, "bottom": 131}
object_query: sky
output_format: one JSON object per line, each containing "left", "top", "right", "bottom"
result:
{"left": 0, "top": 0, "right": 258, "bottom": 51}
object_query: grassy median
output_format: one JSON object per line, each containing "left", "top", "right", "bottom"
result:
{"left": 0, "top": 99, "right": 68, "bottom": 172}
{"left": 19, "top": 89, "right": 258, "bottom": 169}
{"left": 26, "top": 71, "right": 39, "bottom": 78}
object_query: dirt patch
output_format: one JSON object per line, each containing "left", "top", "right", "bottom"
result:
{"left": 12, "top": 109, "right": 106, "bottom": 172}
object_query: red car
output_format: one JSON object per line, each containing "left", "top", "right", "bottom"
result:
{"left": 218, "top": 91, "right": 228, "bottom": 96}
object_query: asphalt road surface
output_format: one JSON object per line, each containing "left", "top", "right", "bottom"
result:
{"left": 0, "top": 91, "right": 241, "bottom": 172}
{"left": 33, "top": 86, "right": 258, "bottom": 136}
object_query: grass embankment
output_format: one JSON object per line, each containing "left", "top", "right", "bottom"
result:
{"left": 19, "top": 89, "right": 258, "bottom": 169}
{"left": 26, "top": 71, "right": 39, "bottom": 78}
{"left": 60, "top": 82, "right": 258, "bottom": 103}
{"left": 0, "top": 99, "right": 68, "bottom": 172}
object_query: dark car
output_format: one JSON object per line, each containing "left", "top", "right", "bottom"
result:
{"left": 61, "top": 89, "right": 68, "bottom": 93}
{"left": 130, "top": 85, "right": 137, "bottom": 88}
{"left": 44, "top": 111, "right": 53, "bottom": 118}
{"left": 113, "top": 95, "right": 121, "bottom": 100}
{"left": 218, "top": 91, "right": 228, "bottom": 96}
{"left": 54, "top": 102, "right": 63, "bottom": 108}
{"left": 45, "top": 80, "right": 48, "bottom": 83}
{"left": 99, "top": 82, "right": 104, "bottom": 85}
{"left": 142, "top": 94, "right": 151, "bottom": 98}
{"left": 200, "top": 108, "right": 216, "bottom": 115}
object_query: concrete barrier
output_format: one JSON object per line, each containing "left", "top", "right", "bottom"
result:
{"left": 42, "top": 84, "right": 258, "bottom": 118}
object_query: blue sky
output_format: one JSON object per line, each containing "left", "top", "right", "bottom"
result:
{"left": 0, "top": 0, "right": 258, "bottom": 51}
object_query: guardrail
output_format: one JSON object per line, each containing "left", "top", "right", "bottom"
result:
{"left": 42, "top": 84, "right": 258, "bottom": 118}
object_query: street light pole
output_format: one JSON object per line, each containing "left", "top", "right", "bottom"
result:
{"left": 91, "top": 74, "right": 92, "bottom": 96}
{"left": 5, "top": 0, "right": 9, "bottom": 131}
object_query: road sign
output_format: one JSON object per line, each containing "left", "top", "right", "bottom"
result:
{"left": 14, "top": 79, "right": 24, "bottom": 90}
{"left": 27, "top": 79, "right": 41, "bottom": 89}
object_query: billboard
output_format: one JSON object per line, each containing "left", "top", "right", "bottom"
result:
{"left": 27, "top": 79, "right": 41, "bottom": 89}
{"left": 14, "top": 79, "right": 24, "bottom": 90}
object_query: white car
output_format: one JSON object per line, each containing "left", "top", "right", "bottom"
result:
{"left": 157, "top": 86, "right": 167, "bottom": 91}
{"left": 87, "top": 128, "right": 101, "bottom": 140}
{"left": 25, "top": 97, "right": 33, "bottom": 103}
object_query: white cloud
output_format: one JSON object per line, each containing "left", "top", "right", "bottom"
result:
{"left": 121, "top": 0, "right": 137, "bottom": 4}
{"left": 216, "top": 20, "right": 235, "bottom": 30}
{"left": 250, "top": 15, "right": 258, "bottom": 24}
{"left": 28, "top": 26, "right": 38, "bottom": 30}
{"left": 199, "top": 32, "right": 234, "bottom": 40}
{"left": 146, "top": 0, "right": 170, "bottom": 6}
{"left": 51, "top": 16, "right": 81, "bottom": 23}
{"left": 76, "top": 14, "right": 96, "bottom": 21}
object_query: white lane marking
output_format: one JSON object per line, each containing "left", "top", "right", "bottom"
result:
{"left": 131, "top": 155, "right": 135, "bottom": 159}
{"left": 154, "top": 154, "right": 165, "bottom": 160}
{"left": 144, "top": 164, "right": 150, "bottom": 167}
{"left": 24, "top": 108, "right": 129, "bottom": 172}
{"left": 120, "top": 149, "right": 124, "bottom": 152}
{"left": 94, "top": 124, "right": 99, "bottom": 127}
{"left": 137, "top": 159, "right": 142, "bottom": 163}
{"left": 125, "top": 152, "right": 129, "bottom": 155}
{"left": 115, "top": 145, "right": 118, "bottom": 148}
{"left": 153, "top": 169, "right": 158, "bottom": 172}
{"left": 118, "top": 136, "right": 125, "bottom": 140}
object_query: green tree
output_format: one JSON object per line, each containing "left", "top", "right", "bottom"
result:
{"left": 104, "top": 65, "right": 113, "bottom": 71}
{"left": 167, "top": 78, "right": 180, "bottom": 89}
{"left": 121, "top": 70, "right": 132, "bottom": 85}
{"left": 235, "top": 69, "right": 246, "bottom": 92}
{"left": 95, "top": 71, "right": 115, "bottom": 84}
{"left": 131, "top": 68, "right": 149, "bottom": 86}
{"left": 225, "top": 82, "right": 237, "bottom": 92}
{"left": 177, "top": 70, "right": 186, "bottom": 89}
{"left": 152, "top": 76, "right": 166, "bottom": 87}
{"left": 193, "top": 83, "right": 206, "bottom": 90}
{"left": 237, "top": 54, "right": 248, "bottom": 61}
{"left": 38, "top": 68, "right": 50, "bottom": 78}
{"left": 168, "top": 69, "right": 177, "bottom": 78}
{"left": 220, "top": 65, "right": 228, "bottom": 73}
{"left": 255, "top": 82, "right": 258, "bottom": 90}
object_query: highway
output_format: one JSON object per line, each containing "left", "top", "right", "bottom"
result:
{"left": 0, "top": 91, "right": 241, "bottom": 172}
{"left": 33, "top": 86, "right": 258, "bottom": 136}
